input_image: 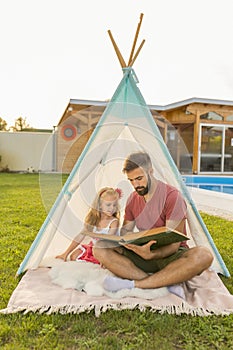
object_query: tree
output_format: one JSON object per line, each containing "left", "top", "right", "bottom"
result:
{"left": 12, "top": 117, "right": 30, "bottom": 131}
{"left": 0, "top": 117, "right": 8, "bottom": 131}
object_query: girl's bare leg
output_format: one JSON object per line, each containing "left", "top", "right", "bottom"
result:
{"left": 70, "top": 248, "right": 82, "bottom": 261}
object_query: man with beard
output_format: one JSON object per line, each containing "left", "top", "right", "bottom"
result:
{"left": 93, "top": 152, "right": 213, "bottom": 297}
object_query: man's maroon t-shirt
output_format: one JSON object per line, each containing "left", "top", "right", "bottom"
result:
{"left": 124, "top": 180, "right": 188, "bottom": 248}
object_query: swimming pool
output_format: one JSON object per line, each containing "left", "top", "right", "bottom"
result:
{"left": 182, "top": 175, "right": 233, "bottom": 195}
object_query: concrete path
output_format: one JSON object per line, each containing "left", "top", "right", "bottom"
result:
{"left": 189, "top": 187, "right": 233, "bottom": 221}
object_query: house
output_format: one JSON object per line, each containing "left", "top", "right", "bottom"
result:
{"left": 55, "top": 97, "right": 233, "bottom": 174}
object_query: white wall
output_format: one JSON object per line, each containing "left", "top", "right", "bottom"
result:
{"left": 0, "top": 132, "right": 54, "bottom": 172}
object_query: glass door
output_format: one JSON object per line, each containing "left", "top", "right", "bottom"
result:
{"left": 224, "top": 126, "right": 233, "bottom": 172}
{"left": 199, "top": 124, "right": 233, "bottom": 173}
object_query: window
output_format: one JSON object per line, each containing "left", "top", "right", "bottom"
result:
{"left": 226, "top": 115, "right": 233, "bottom": 121}
{"left": 200, "top": 112, "right": 223, "bottom": 121}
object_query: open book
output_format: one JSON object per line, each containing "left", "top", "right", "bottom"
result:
{"left": 84, "top": 226, "right": 189, "bottom": 249}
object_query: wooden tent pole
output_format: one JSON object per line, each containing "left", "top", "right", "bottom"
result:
{"left": 127, "top": 13, "right": 144, "bottom": 66}
{"left": 128, "top": 39, "right": 145, "bottom": 67}
{"left": 107, "top": 30, "right": 127, "bottom": 68}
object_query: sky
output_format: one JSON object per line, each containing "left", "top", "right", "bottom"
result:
{"left": 1, "top": 0, "right": 233, "bottom": 129}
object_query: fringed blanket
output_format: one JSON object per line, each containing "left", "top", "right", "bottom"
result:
{"left": 1, "top": 259, "right": 233, "bottom": 317}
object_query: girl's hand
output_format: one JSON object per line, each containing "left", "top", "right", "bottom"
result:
{"left": 122, "top": 240, "right": 157, "bottom": 260}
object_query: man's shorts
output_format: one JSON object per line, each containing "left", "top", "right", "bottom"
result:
{"left": 121, "top": 246, "right": 189, "bottom": 273}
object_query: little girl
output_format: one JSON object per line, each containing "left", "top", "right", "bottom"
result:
{"left": 56, "top": 187, "right": 122, "bottom": 264}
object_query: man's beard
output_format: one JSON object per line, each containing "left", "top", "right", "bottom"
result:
{"left": 135, "top": 175, "right": 151, "bottom": 196}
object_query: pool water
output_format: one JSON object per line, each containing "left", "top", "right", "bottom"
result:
{"left": 182, "top": 175, "right": 233, "bottom": 195}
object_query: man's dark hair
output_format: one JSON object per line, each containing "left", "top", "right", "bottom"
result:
{"left": 122, "top": 152, "right": 152, "bottom": 173}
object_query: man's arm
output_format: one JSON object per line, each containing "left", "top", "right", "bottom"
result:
{"left": 120, "top": 219, "right": 135, "bottom": 236}
{"left": 167, "top": 219, "right": 186, "bottom": 234}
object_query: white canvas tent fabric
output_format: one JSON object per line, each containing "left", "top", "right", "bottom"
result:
{"left": 17, "top": 67, "right": 230, "bottom": 277}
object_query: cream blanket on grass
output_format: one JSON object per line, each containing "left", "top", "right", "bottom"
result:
{"left": 1, "top": 257, "right": 233, "bottom": 316}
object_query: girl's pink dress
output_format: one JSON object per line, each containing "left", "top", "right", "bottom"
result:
{"left": 76, "top": 219, "right": 118, "bottom": 264}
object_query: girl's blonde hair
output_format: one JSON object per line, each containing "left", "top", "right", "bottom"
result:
{"left": 85, "top": 187, "right": 121, "bottom": 229}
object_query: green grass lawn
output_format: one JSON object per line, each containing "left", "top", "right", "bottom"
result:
{"left": 0, "top": 173, "right": 233, "bottom": 349}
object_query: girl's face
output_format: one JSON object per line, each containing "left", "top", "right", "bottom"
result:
{"left": 100, "top": 194, "right": 118, "bottom": 217}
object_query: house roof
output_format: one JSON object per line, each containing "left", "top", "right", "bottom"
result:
{"left": 69, "top": 97, "right": 233, "bottom": 112}
{"left": 58, "top": 96, "right": 233, "bottom": 126}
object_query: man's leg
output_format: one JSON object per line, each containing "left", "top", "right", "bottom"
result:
{"left": 100, "top": 246, "right": 213, "bottom": 291}
{"left": 93, "top": 241, "right": 148, "bottom": 280}
{"left": 134, "top": 246, "right": 213, "bottom": 289}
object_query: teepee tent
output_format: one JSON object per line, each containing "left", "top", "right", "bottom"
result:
{"left": 17, "top": 14, "right": 229, "bottom": 277}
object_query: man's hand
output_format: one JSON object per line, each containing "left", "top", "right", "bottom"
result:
{"left": 122, "top": 240, "right": 157, "bottom": 260}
